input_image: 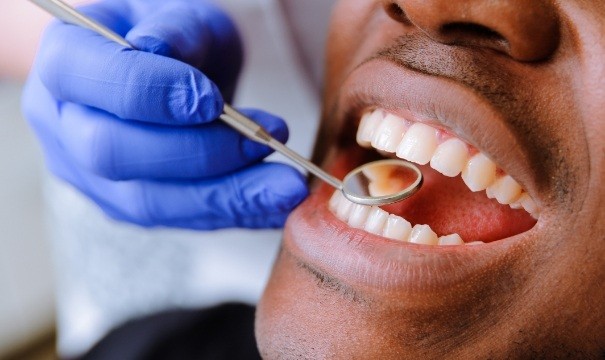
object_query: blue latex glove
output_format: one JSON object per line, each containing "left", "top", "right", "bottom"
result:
{"left": 22, "top": 0, "right": 308, "bottom": 229}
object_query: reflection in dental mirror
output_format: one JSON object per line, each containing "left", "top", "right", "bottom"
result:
{"left": 342, "top": 159, "right": 423, "bottom": 206}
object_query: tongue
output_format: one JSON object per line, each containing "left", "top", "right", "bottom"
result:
{"left": 381, "top": 165, "right": 536, "bottom": 242}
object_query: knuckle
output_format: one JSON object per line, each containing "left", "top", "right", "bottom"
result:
{"left": 178, "top": 69, "right": 221, "bottom": 124}
{"left": 180, "top": 69, "right": 203, "bottom": 122}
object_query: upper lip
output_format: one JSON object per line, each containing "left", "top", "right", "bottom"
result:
{"left": 333, "top": 58, "right": 539, "bottom": 201}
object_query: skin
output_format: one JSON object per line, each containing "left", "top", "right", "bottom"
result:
{"left": 257, "top": 0, "right": 605, "bottom": 359}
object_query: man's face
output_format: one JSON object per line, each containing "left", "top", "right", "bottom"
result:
{"left": 257, "top": 0, "right": 605, "bottom": 358}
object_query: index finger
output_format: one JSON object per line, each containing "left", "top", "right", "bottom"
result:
{"left": 36, "top": 15, "right": 223, "bottom": 125}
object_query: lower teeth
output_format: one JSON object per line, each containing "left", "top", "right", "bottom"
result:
{"left": 328, "top": 190, "right": 482, "bottom": 246}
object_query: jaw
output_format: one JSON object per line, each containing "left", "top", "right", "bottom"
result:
{"left": 256, "top": 236, "right": 526, "bottom": 359}
{"left": 254, "top": 99, "right": 605, "bottom": 360}
{"left": 257, "top": 109, "right": 604, "bottom": 355}
{"left": 256, "top": 194, "right": 604, "bottom": 359}
{"left": 256, "top": 150, "right": 541, "bottom": 358}
{"left": 254, "top": 61, "right": 604, "bottom": 360}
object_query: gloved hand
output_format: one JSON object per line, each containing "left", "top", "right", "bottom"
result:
{"left": 22, "top": 0, "right": 308, "bottom": 229}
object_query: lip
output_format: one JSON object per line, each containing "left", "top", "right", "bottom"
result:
{"left": 283, "top": 58, "right": 541, "bottom": 292}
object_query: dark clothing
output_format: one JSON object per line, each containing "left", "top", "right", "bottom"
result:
{"left": 79, "top": 304, "right": 260, "bottom": 360}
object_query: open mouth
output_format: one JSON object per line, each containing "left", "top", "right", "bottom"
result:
{"left": 310, "top": 55, "right": 543, "bottom": 249}
{"left": 283, "top": 59, "right": 542, "bottom": 290}
{"left": 327, "top": 107, "right": 538, "bottom": 246}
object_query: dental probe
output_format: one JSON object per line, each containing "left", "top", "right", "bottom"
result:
{"left": 29, "top": 0, "right": 423, "bottom": 206}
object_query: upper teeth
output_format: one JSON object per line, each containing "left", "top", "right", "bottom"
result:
{"left": 356, "top": 109, "right": 539, "bottom": 218}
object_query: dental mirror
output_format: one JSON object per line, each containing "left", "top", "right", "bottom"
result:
{"left": 29, "top": 0, "right": 424, "bottom": 207}
{"left": 221, "top": 107, "right": 423, "bottom": 206}
{"left": 342, "top": 159, "right": 423, "bottom": 206}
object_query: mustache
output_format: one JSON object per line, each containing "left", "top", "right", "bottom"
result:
{"left": 373, "top": 33, "right": 517, "bottom": 111}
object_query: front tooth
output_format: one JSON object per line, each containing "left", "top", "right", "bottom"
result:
{"left": 382, "top": 215, "right": 412, "bottom": 241}
{"left": 486, "top": 175, "right": 522, "bottom": 204}
{"left": 461, "top": 153, "right": 497, "bottom": 192}
{"left": 348, "top": 203, "right": 371, "bottom": 229}
{"left": 409, "top": 224, "right": 439, "bottom": 245}
{"left": 371, "top": 114, "right": 406, "bottom": 153}
{"left": 329, "top": 191, "right": 343, "bottom": 211}
{"left": 486, "top": 185, "right": 496, "bottom": 199}
{"left": 438, "top": 234, "right": 464, "bottom": 245}
{"left": 430, "top": 138, "right": 469, "bottom": 177}
{"left": 336, "top": 196, "right": 354, "bottom": 220}
{"left": 396, "top": 123, "right": 439, "bottom": 165}
{"left": 357, "top": 110, "right": 384, "bottom": 147}
{"left": 364, "top": 207, "right": 389, "bottom": 235}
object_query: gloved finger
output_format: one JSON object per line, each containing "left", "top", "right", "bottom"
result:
{"left": 76, "top": 0, "right": 242, "bottom": 69}
{"left": 65, "top": 162, "right": 309, "bottom": 230}
{"left": 124, "top": 1, "right": 242, "bottom": 100}
{"left": 59, "top": 104, "right": 289, "bottom": 180}
{"left": 37, "top": 22, "right": 223, "bottom": 126}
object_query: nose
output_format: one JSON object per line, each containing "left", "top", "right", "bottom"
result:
{"left": 382, "top": 0, "right": 560, "bottom": 62}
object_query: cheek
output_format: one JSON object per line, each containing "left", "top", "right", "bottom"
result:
{"left": 325, "top": 0, "right": 378, "bottom": 97}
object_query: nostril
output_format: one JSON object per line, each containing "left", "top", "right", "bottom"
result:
{"left": 440, "top": 22, "right": 510, "bottom": 55}
{"left": 442, "top": 23, "right": 506, "bottom": 43}
{"left": 386, "top": 3, "right": 404, "bottom": 18}
{"left": 382, "top": 0, "right": 560, "bottom": 62}
{"left": 384, "top": 2, "right": 413, "bottom": 26}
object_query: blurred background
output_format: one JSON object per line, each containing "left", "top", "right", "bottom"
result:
{"left": 0, "top": 0, "right": 332, "bottom": 358}
{"left": 1, "top": 2, "right": 63, "bottom": 358}
{"left": 0, "top": 80, "right": 54, "bottom": 359}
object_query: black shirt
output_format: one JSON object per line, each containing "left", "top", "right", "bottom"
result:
{"left": 79, "top": 304, "right": 260, "bottom": 360}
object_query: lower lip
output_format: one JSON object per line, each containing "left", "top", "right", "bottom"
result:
{"left": 283, "top": 153, "right": 535, "bottom": 293}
